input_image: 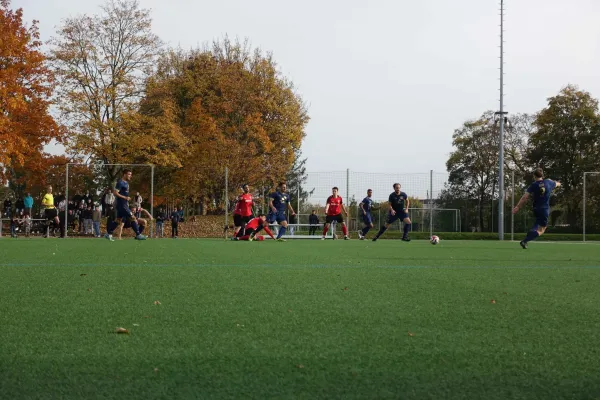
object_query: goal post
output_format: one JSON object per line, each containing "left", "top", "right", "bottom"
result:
{"left": 65, "top": 163, "right": 155, "bottom": 238}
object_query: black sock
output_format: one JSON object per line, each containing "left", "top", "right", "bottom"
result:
{"left": 375, "top": 226, "right": 387, "bottom": 239}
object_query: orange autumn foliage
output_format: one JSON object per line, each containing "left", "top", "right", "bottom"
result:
{"left": 0, "top": 0, "right": 61, "bottom": 183}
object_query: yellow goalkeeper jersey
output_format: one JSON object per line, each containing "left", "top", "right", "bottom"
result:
{"left": 42, "top": 193, "right": 55, "bottom": 209}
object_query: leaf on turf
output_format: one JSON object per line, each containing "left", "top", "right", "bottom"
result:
{"left": 153, "top": 301, "right": 161, "bottom": 305}
{"left": 153, "top": 368, "right": 159, "bottom": 374}
{"left": 503, "top": 292, "right": 508, "bottom": 295}
{"left": 287, "top": 309, "right": 292, "bottom": 313}
{"left": 115, "top": 327, "right": 129, "bottom": 334}
{"left": 342, "top": 287, "right": 349, "bottom": 291}
{"left": 408, "top": 332, "right": 415, "bottom": 337}
{"left": 87, "top": 288, "right": 93, "bottom": 292}
{"left": 80, "top": 274, "right": 87, "bottom": 277}
{"left": 133, "top": 323, "right": 140, "bottom": 326}
{"left": 296, "top": 364, "right": 304, "bottom": 369}
{"left": 491, "top": 299, "right": 496, "bottom": 304}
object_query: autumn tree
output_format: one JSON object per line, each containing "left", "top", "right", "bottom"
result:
{"left": 528, "top": 85, "right": 600, "bottom": 227}
{"left": 50, "top": 0, "right": 186, "bottom": 182}
{"left": 142, "top": 39, "right": 309, "bottom": 213}
{"left": 0, "top": 0, "right": 61, "bottom": 183}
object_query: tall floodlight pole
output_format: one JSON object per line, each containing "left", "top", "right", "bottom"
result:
{"left": 498, "top": 0, "right": 506, "bottom": 240}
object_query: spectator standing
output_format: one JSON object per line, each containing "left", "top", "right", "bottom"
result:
{"left": 24, "top": 193, "right": 33, "bottom": 215}
{"left": 170, "top": 208, "right": 180, "bottom": 239}
{"left": 4, "top": 197, "right": 12, "bottom": 217}
{"left": 84, "top": 205, "right": 94, "bottom": 235}
{"left": 309, "top": 210, "right": 320, "bottom": 235}
{"left": 134, "top": 192, "right": 143, "bottom": 209}
{"left": 78, "top": 203, "right": 85, "bottom": 233}
{"left": 156, "top": 207, "right": 166, "bottom": 238}
{"left": 178, "top": 206, "right": 184, "bottom": 222}
{"left": 10, "top": 214, "right": 18, "bottom": 237}
{"left": 15, "top": 197, "right": 24, "bottom": 214}
{"left": 22, "top": 213, "right": 32, "bottom": 238}
{"left": 103, "top": 189, "right": 115, "bottom": 217}
{"left": 92, "top": 205, "right": 102, "bottom": 237}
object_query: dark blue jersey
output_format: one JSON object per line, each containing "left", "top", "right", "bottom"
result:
{"left": 527, "top": 179, "right": 556, "bottom": 209}
{"left": 115, "top": 180, "right": 129, "bottom": 208}
{"left": 270, "top": 191, "right": 291, "bottom": 213}
{"left": 361, "top": 197, "right": 373, "bottom": 214}
{"left": 389, "top": 191, "right": 408, "bottom": 212}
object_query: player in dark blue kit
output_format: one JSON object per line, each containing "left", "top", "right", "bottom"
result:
{"left": 372, "top": 183, "right": 412, "bottom": 242}
{"left": 358, "top": 189, "right": 374, "bottom": 240}
{"left": 267, "top": 182, "right": 296, "bottom": 241}
{"left": 104, "top": 169, "right": 147, "bottom": 241}
{"left": 513, "top": 168, "right": 561, "bottom": 249}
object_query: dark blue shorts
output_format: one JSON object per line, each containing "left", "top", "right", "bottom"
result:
{"left": 116, "top": 205, "right": 133, "bottom": 220}
{"left": 362, "top": 213, "right": 373, "bottom": 225}
{"left": 267, "top": 211, "right": 287, "bottom": 224}
{"left": 533, "top": 208, "right": 549, "bottom": 228}
{"left": 386, "top": 211, "right": 408, "bottom": 225}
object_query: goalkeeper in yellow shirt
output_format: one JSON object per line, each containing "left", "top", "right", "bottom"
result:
{"left": 42, "top": 185, "right": 64, "bottom": 238}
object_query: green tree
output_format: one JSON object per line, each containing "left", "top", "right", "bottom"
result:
{"left": 528, "top": 85, "right": 600, "bottom": 227}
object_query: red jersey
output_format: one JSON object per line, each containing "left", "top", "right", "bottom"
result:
{"left": 326, "top": 195, "right": 343, "bottom": 216}
{"left": 235, "top": 193, "right": 253, "bottom": 217}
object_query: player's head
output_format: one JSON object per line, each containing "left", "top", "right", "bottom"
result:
{"left": 122, "top": 169, "right": 133, "bottom": 181}
{"left": 533, "top": 168, "right": 544, "bottom": 180}
{"left": 367, "top": 189, "right": 372, "bottom": 197}
{"left": 257, "top": 213, "right": 267, "bottom": 222}
{"left": 47, "top": 185, "right": 53, "bottom": 193}
{"left": 312, "top": 210, "right": 316, "bottom": 214}
{"left": 242, "top": 184, "right": 250, "bottom": 193}
{"left": 131, "top": 206, "right": 137, "bottom": 213}
{"left": 393, "top": 183, "right": 401, "bottom": 193}
{"left": 332, "top": 187, "right": 339, "bottom": 196}
{"left": 279, "top": 182, "right": 287, "bottom": 192}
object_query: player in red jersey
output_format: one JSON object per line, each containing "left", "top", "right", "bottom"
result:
{"left": 232, "top": 214, "right": 276, "bottom": 241}
{"left": 322, "top": 187, "right": 350, "bottom": 240}
{"left": 233, "top": 184, "right": 255, "bottom": 237}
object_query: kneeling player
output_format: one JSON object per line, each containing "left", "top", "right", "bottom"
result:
{"left": 373, "top": 183, "right": 412, "bottom": 242}
{"left": 322, "top": 187, "right": 349, "bottom": 240}
{"left": 233, "top": 214, "right": 276, "bottom": 241}
{"left": 105, "top": 169, "right": 147, "bottom": 241}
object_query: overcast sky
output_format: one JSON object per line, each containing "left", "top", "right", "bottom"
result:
{"left": 14, "top": 0, "right": 600, "bottom": 175}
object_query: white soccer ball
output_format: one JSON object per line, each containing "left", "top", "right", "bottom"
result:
{"left": 430, "top": 235, "right": 440, "bottom": 245}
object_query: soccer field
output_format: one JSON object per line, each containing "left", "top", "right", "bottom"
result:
{"left": 1, "top": 239, "right": 600, "bottom": 399}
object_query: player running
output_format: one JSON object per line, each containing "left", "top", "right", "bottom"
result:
{"left": 512, "top": 168, "right": 561, "bottom": 249}
{"left": 232, "top": 214, "right": 276, "bottom": 241}
{"left": 105, "top": 169, "right": 147, "bottom": 241}
{"left": 233, "top": 184, "right": 255, "bottom": 237}
{"left": 372, "top": 183, "right": 412, "bottom": 242}
{"left": 322, "top": 187, "right": 350, "bottom": 240}
{"left": 358, "top": 189, "right": 374, "bottom": 240}
{"left": 268, "top": 182, "right": 296, "bottom": 241}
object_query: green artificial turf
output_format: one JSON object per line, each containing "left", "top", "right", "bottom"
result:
{"left": 1, "top": 238, "right": 600, "bottom": 399}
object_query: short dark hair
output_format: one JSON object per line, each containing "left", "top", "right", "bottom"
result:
{"left": 332, "top": 186, "right": 339, "bottom": 191}
{"left": 393, "top": 183, "right": 401, "bottom": 189}
{"left": 278, "top": 182, "right": 286, "bottom": 187}
{"left": 258, "top": 213, "right": 266, "bottom": 218}
{"left": 534, "top": 168, "right": 543, "bottom": 178}
{"left": 123, "top": 169, "right": 132, "bottom": 175}
{"left": 367, "top": 189, "right": 372, "bottom": 192}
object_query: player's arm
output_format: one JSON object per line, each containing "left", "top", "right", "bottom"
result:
{"left": 268, "top": 195, "right": 277, "bottom": 213}
{"left": 113, "top": 185, "right": 130, "bottom": 201}
{"left": 139, "top": 208, "right": 153, "bottom": 220}
{"left": 342, "top": 203, "right": 349, "bottom": 216}
{"left": 287, "top": 202, "right": 296, "bottom": 215}
{"left": 553, "top": 180, "right": 561, "bottom": 188}
{"left": 512, "top": 193, "right": 530, "bottom": 214}
{"left": 359, "top": 200, "right": 366, "bottom": 214}
{"left": 324, "top": 201, "right": 330, "bottom": 215}
{"left": 262, "top": 222, "right": 276, "bottom": 240}
{"left": 404, "top": 197, "right": 410, "bottom": 212}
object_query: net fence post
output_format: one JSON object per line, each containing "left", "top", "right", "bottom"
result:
{"left": 429, "top": 170, "right": 433, "bottom": 238}
{"left": 224, "top": 167, "right": 229, "bottom": 240}
{"left": 583, "top": 172, "right": 587, "bottom": 242}
{"left": 65, "top": 163, "right": 70, "bottom": 238}
{"left": 150, "top": 165, "right": 154, "bottom": 239}
{"left": 511, "top": 170, "right": 515, "bottom": 241}
{"left": 346, "top": 168, "right": 350, "bottom": 228}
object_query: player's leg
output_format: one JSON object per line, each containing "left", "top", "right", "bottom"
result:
{"left": 137, "top": 218, "right": 147, "bottom": 235}
{"left": 339, "top": 215, "right": 349, "bottom": 239}
{"left": 275, "top": 214, "right": 287, "bottom": 240}
{"left": 520, "top": 209, "right": 548, "bottom": 249}
{"left": 322, "top": 214, "right": 332, "bottom": 239}
{"left": 373, "top": 213, "right": 396, "bottom": 241}
{"left": 401, "top": 216, "right": 412, "bottom": 242}
{"left": 233, "top": 214, "right": 243, "bottom": 237}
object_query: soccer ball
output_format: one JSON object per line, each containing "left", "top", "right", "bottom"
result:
{"left": 430, "top": 235, "right": 440, "bottom": 245}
